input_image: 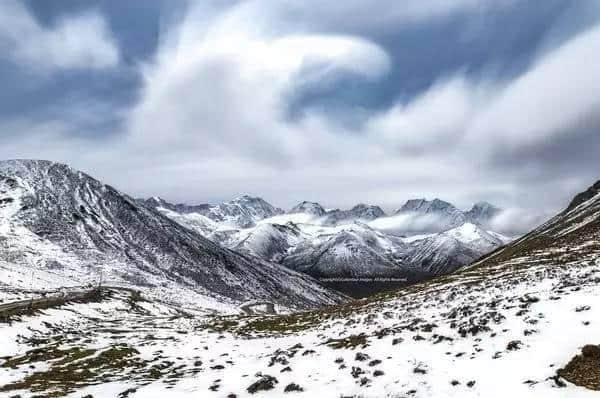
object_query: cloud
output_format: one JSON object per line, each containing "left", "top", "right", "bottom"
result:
{"left": 271, "top": 0, "right": 518, "bottom": 32}
{"left": 126, "top": 3, "right": 390, "bottom": 164}
{"left": 466, "top": 24, "right": 600, "bottom": 151}
{"left": 0, "top": 1, "right": 119, "bottom": 71}
{"left": 1, "top": 0, "right": 600, "bottom": 225}
{"left": 368, "top": 212, "right": 455, "bottom": 235}
{"left": 487, "top": 208, "right": 550, "bottom": 236}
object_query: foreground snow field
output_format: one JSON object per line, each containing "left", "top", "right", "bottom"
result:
{"left": 1, "top": 256, "right": 598, "bottom": 397}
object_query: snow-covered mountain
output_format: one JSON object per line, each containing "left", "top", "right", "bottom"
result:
{"left": 147, "top": 195, "right": 511, "bottom": 287}
{"left": 282, "top": 222, "right": 410, "bottom": 278}
{"left": 3, "top": 180, "right": 600, "bottom": 397}
{"left": 394, "top": 198, "right": 470, "bottom": 232}
{"left": 321, "top": 203, "right": 386, "bottom": 225}
{"left": 0, "top": 160, "right": 344, "bottom": 312}
{"left": 289, "top": 201, "right": 326, "bottom": 216}
{"left": 140, "top": 194, "right": 283, "bottom": 228}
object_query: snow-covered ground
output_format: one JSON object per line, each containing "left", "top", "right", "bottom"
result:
{"left": 1, "top": 256, "right": 598, "bottom": 397}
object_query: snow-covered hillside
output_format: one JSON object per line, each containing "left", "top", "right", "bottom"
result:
{"left": 0, "top": 160, "right": 345, "bottom": 313}
{"left": 2, "top": 180, "right": 600, "bottom": 397}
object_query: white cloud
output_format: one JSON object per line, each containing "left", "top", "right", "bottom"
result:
{"left": 488, "top": 208, "right": 551, "bottom": 236}
{"left": 466, "top": 25, "right": 600, "bottom": 150}
{"left": 126, "top": 3, "right": 390, "bottom": 163}
{"left": 0, "top": 1, "right": 119, "bottom": 71}
{"left": 2, "top": 0, "right": 600, "bottom": 223}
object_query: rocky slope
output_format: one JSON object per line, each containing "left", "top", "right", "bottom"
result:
{"left": 469, "top": 179, "right": 600, "bottom": 271}
{"left": 0, "top": 160, "right": 344, "bottom": 312}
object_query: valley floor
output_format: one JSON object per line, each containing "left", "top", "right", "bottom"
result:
{"left": 1, "top": 259, "right": 599, "bottom": 397}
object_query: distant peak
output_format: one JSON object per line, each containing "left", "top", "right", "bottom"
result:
{"left": 471, "top": 201, "right": 499, "bottom": 210}
{"left": 232, "top": 194, "right": 258, "bottom": 201}
{"left": 565, "top": 180, "right": 600, "bottom": 212}
{"left": 397, "top": 198, "right": 457, "bottom": 213}
{"left": 289, "top": 201, "right": 325, "bottom": 216}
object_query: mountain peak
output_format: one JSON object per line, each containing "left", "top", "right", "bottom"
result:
{"left": 397, "top": 198, "right": 457, "bottom": 213}
{"left": 466, "top": 201, "right": 502, "bottom": 225}
{"left": 565, "top": 180, "right": 600, "bottom": 213}
{"left": 289, "top": 201, "right": 326, "bottom": 216}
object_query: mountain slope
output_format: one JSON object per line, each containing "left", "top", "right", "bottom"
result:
{"left": 469, "top": 180, "right": 600, "bottom": 271}
{"left": 0, "top": 160, "right": 344, "bottom": 311}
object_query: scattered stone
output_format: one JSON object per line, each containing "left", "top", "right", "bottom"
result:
{"left": 117, "top": 388, "right": 137, "bottom": 398}
{"left": 355, "top": 352, "right": 370, "bottom": 361}
{"left": 284, "top": 383, "right": 304, "bottom": 393}
{"left": 351, "top": 366, "right": 365, "bottom": 379}
{"left": 247, "top": 374, "right": 278, "bottom": 394}
{"left": 507, "top": 340, "right": 522, "bottom": 351}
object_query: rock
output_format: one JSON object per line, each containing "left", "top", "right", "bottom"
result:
{"left": 506, "top": 340, "right": 522, "bottom": 351}
{"left": 284, "top": 383, "right": 304, "bottom": 393}
{"left": 247, "top": 374, "right": 278, "bottom": 394}
{"left": 582, "top": 344, "right": 600, "bottom": 359}
{"left": 355, "top": 352, "right": 370, "bottom": 361}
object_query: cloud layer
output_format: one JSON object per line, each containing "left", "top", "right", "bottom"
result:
{"left": 0, "top": 1, "right": 119, "bottom": 71}
{"left": 1, "top": 0, "right": 600, "bottom": 236}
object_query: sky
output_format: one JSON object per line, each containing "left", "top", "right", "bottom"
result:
{"left": 1, "top": 0, "right": 600, "bottom": 231}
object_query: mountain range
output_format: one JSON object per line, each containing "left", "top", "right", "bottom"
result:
{"left": 141, "top": 193, "right": 512, "bottom": 295}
